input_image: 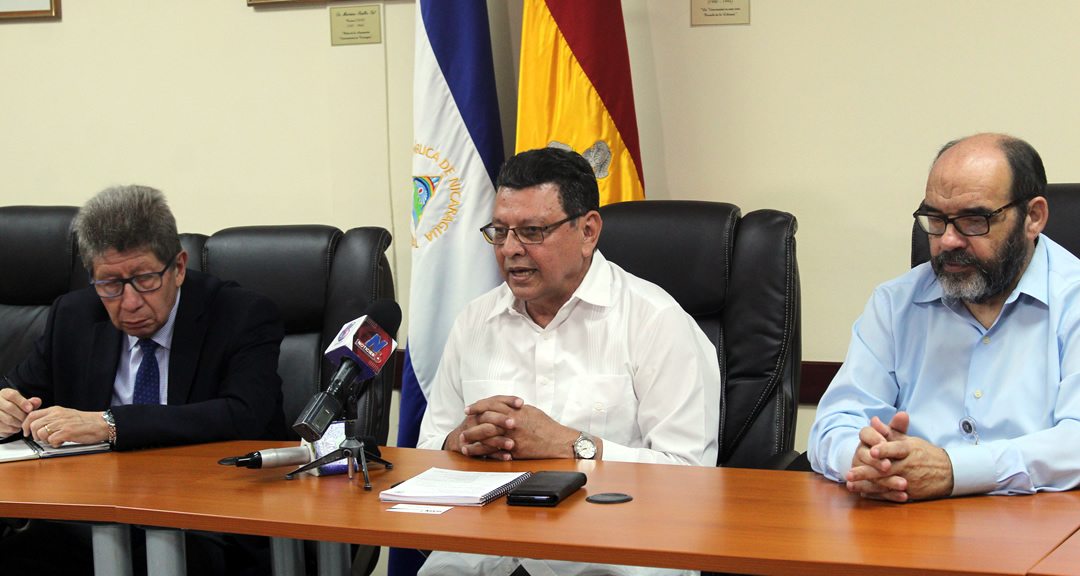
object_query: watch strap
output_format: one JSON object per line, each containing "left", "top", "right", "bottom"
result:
{"left": 103, "top": 410, "right": 116, "bottom": 446}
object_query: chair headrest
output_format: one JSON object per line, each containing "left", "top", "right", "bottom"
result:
{"left": 203, "top": 225, "right": 343, "bottom": 333}
{"left": 597, "top": 200, "right": 740, "bottom": 316}
{"left": 0, "top": 206, "right": 82, "bottom": 304}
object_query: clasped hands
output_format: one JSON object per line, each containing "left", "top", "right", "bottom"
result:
{"left": 846, "top": 411, "right": 954, "bottom": 502}
{"left": 443, "top": 395, "right": 584, "bottom": 461}
{"left": 0, "top": 388, "right": 108, "bottom": 447}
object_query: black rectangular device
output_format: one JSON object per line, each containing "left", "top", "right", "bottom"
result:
{"left": 506, "top": 471, "right": 587, "bottom": 507}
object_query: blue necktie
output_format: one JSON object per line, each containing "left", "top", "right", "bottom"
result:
{"left": 133, "top": 339, "right": 160, "bottom": 405}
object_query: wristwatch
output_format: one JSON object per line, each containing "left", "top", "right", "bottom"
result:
{"left": 573, "top": 431, "right": 597, "bottom": 460}
{"left": 102, "top": 410, "right": 116, "bottom": 446}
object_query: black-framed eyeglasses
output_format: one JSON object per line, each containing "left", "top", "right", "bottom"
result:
{"left": 913, "top": 199, "right": 1024, "bottom": 237}
{"left": 479, "top": 213, "right": 586, "bottom": 245}
{"left": 90, "top": 254, "right": 177, "bottom": 298}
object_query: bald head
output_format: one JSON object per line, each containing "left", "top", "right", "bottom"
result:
{"left": 932, "top": 133, "right": 1046, "bottom": 207}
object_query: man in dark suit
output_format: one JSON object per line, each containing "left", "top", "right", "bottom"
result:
{"left": 0, "top": 184, "right": 286, "bottom": 575}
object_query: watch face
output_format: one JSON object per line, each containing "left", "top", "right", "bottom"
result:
{"left": 575, "top": 435, "right": 597, "bottom": 459}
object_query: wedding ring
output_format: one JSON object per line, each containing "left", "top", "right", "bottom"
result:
{"left": 44, "top": 424, "right": 52, "bottom": 434}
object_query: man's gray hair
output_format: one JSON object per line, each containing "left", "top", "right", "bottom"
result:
{"left": 74, "top": 185, "right": 182, "bottom": 274}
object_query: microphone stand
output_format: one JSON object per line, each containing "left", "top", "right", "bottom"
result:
{"left": 285, "top": 384, "right": 393, "bottom": 490}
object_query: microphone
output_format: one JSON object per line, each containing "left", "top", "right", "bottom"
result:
{"left": 218, "top": 445, "right": 314, "bottom": 469}
{"left": 292, "top": 299, "right": 401, "bottom": 442}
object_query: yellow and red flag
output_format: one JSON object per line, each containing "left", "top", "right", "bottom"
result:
{"left": 517, "top": 0, "right": 645, "bottom": 204}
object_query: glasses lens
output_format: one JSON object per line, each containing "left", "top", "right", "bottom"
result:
{"left": 953, "top": 216, "right": 989, "bottom": 236}
{"left": 916, "top": 215, "right": 945, "bottom": 235}
{"left": 482, "top": 226, "right": 507, "bottom": 244}
{"left": 516, "top": 227, "right": 545, "bottom": 244}
{"left": 94, "top": 280, "right": 124, "bottom": 298}
{"left": 132, "top": 273, "right": 164, "bottom": 293}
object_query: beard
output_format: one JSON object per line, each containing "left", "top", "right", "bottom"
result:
{"left": 931, "top": 216, "right": 1029, "bottom": 304}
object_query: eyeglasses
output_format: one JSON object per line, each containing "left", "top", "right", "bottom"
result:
{"left": 90, "top": 254, "right": 177, "bottom": 298}
{"left": 479, "top": 213, "right": 585, "bottom": 245}
{"left": 913, "top": 199, "right": 1024, "bottom": 237}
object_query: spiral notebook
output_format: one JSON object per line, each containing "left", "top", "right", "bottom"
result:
{"left": 379, "top": 467, "right": 533, "bottom": 506}
{"left": 0, "top": 438, "right": 111, "bottom": 463}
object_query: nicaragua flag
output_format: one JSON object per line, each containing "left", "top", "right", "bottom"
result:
{"left": 517, "top": 0, "right": 645, "bottom": 204}
{"left": 398, "top": 2, "right": 504, "bottom": 463}
{"left": 393, "top": 3, "right": 504, "bottom": 572}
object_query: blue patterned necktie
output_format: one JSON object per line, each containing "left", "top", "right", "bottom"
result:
{"left": 133, "top": 339, "right": 160, "bottom": 405}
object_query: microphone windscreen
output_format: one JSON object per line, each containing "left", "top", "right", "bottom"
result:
{"left": 365, "top": 298, "right": 402, "bottom": 335}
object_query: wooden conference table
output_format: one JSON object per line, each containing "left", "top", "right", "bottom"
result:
{"left": 3, "top": 441, "right": 1080, "bottom": 576}
{"left": 1030, "top": 528, "right": 1080, "bottom": 576}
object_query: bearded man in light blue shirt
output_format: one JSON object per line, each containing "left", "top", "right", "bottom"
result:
{"left": 809, "top": 133, "right": 1080, "bottom": 501}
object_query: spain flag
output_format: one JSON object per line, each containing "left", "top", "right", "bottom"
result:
{"left": 517, "top": 0, "right": 645, "bottom": 204}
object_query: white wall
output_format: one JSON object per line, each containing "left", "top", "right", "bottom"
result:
{"left": 5, "top": 1, "right": 1080, "bottom": 362}
{"left": 0, "top": 0, "right": 417, "bottom": 326}
{"left": 632, "top": 1, "right": 1080, "bottom": 361}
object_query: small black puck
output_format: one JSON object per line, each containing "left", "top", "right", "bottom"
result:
{"left": 585, "top": 493, "right": 633, "bottom": 504}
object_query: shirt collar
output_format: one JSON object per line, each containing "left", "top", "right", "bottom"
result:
{"left": 913, "top": 234, "right": 1049, "bottom": 307}
{"left": 1012, "top": 235, "right": 1049, "bottom": 306}
{"left": 125, "top": 287, "right": 182, "bottom": 352}
{"left": 488, "top": 250, "right": 612, "bottom": 321}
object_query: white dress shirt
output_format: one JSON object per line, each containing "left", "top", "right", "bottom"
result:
{"left": 417, "top": 250, "right": 721, "bottom": 576}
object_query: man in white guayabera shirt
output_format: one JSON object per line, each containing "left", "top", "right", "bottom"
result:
{"left": 417, "top": 147, "right": 722, "bottom": 576}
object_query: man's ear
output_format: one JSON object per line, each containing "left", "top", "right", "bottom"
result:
{"left": 580, "top": 211, "right": 602, "bottom": 257}
{"left": 1025, "top": 196, "right": 1048, "bottom": 240}
{"left": 173, "top": 250, "right": 188, "bottom": 286}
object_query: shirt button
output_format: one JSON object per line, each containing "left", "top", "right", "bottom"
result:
{"left": 543, "top": 332, "right": 552, "bottom": 340}
{"left": 539, "top": 378, "right": 549, "bottom": 386}
{"left": 974, "top": 390, "right": 983, "bottom": 399}
{"left": 982, "top": 336, "right": 990, "bottom": 344}
{"left": 594, "top": 403, "right": 603, "bottom": 411}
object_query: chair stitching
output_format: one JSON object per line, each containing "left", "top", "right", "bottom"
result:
{"left": 360, "top": 228, "right": 393, "bottom": 440}
{"left": 729, "top": 216, "right": 797, "bottom": 460}
{"left": 717, "top": 208, "right": 739, "bottom": 460}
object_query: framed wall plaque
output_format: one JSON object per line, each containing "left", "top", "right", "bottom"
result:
{"left": 249, "top": 0, "right": 348, "bottom": 5}
{"left": 0, "top": 0, "right": 60, "bottom": 21}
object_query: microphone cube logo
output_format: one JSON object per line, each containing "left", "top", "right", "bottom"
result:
{"left": 364, "top": 334, "right": 389, "bottom": 355}
{"left": 353, "top": 322, "right": 393, "bottom": 369}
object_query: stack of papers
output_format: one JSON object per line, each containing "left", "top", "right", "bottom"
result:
{"left": 380, "top": 467, "right": 533, "bottom": 507}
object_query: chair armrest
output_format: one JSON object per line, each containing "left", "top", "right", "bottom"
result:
{"left": 760, "top": 449, "right": 802, "bottom": 471}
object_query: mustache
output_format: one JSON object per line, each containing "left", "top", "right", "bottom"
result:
{"left": 933, "top": 249, "right": 980, "bottom": 268}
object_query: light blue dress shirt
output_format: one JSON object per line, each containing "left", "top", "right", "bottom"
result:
{"left": 809, "top": 235, "right": 1080, "bottom": 496}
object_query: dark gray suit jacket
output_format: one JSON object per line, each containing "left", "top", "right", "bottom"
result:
{"left": 5, "top": 270, "right": 287, "bottom": 450}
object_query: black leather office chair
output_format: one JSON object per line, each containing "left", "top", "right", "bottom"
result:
{"left": 597, "top": 200, "right": 801, "bottom": 469}
{"left": 911, "top": 183, "right": 1080, "bottom": 265}
{"left": 199, "top": 225, "right": 395, "bottom": 576}
{"left": 179, "top": 232, "right": 208, "bottom": 272}
{"left": 0, "top": 206, "right": 86, "bottom": 376}
{"left": 198, "top": 225, "right": 397, "bottom": 446}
